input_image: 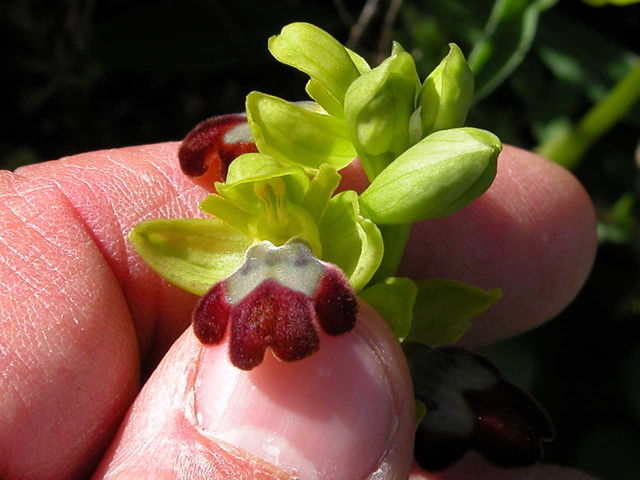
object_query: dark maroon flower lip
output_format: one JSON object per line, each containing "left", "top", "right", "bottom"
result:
{"left": 403, "top": 341, "right": 555, "bottom": 471}
{"left": 178, "top": 114, "right": 257, "bottom": 182}
{"left": 192, "top": 241, "right": 357, "bottom": 371}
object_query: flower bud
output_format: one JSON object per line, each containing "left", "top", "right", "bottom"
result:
{"left": 359, "top": 128, "right": 501, "bottom": 224}
{"left": 344, "top": 44, "right": 420, "bottom": 179}
{"left": 418, "top": 44, "right": 474, "bottom": 137}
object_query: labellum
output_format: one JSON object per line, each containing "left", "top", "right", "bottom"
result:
{"left": 178, "top": 113, "right": 257, "bottom": 181}
{"left": 193, "top": 241, "right": 357, "bottom": 370}
{"left": 403, "top": 340, "right": 555, "bottom": 471}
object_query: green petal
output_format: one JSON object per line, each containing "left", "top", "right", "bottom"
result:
{"left": 216, "top": 153, "right": 310, "bottom": 214}
{"left": 418, "top": 43, "right": 474, "bottom": 136}
{"left": 301, "top": 164, "right": 341, "bottom": 223}
{"left": 268, "top": 22, "right": 360, "bottom": 105}
{"left": 409, "top": 279, "right": 502, "bottom": 346}
{"left": 305, "top": 79, "right": 345, "bottom": 118}
{"left": 344, "top": 48, "right": 420, "bottom": 179}
{"left": 129, "top": 218, "right": 249, "bottom": 296}
{"left": 359, "top": 277, "right": 417, "bottom": 342}
{"left": 359, "top": 128, "right": 501, "bottom": 224}
{"left": 246, "top": 92, "right": 356, "bottom": 172}
{"left": 318, "top": 191, "right": 383, "bottom": 291}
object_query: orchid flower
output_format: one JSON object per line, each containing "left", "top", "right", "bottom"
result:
{"left": 129, "top": 22, "right": 554, "bottom": 472}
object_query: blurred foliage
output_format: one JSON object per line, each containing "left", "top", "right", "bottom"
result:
{"left": 3, "top": 0, "right": 640, "bottom": 478}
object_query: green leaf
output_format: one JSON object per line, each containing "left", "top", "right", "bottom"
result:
{"left": 216, "top": 153, "right": 310, "bottom": 214}
{"left": 129, "top": 218, "right": 249, "bottom": 296}
{"left": 359, "top": 128, "right": 501, "bottom": 224}
{"left": 318, "top": 191, "right": 383, "bottom": 291}
{"left": 418, "top": 43, "right": 474, "bottom": 136}
{"left": 246, "top": 92, "right": 356, "bottom": 172}
{"left": 268, "top": 22, "right": 360, "bottom": 105}
{"left": 468, "top": 0, "right": 559, "bottom": 101}
{"left": 409, "top": 279, "right": 502, "bottom": 346}
{"left": 344, "top": 48, "right": 420, "bottom": 179}
{"left": 360, "top": 277, "right": 418, "bottom": 341}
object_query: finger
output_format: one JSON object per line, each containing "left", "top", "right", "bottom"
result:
{"left": 342, "top": 146, "right": 597, "bottom": 347}
{"left": 1, "top": 142, "right": 592, "bottom": 478}
{"left": 92, "top": 301, "right": 415, "bottom": 480}
{"left": 409, "top": 454, "right": 599, "bottom": 480}
{"left": 13, "top": 143, "right": 206, "bottom": 363}
{"left": 14, "top": 142, "right": 596, "bottom": 355}
{"left": 0, "top": 170, "right": 140, "bottom": 479}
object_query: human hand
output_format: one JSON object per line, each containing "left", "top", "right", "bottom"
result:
{"left": 0, "top": 143, "right": 597, "bottom": 479}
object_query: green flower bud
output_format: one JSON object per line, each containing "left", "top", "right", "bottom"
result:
{"left": 344, "top": 43, "right": 420, "bottom": 179}
{"left": 418, "top": 44, "right": 474, "bottom": 137}
{"left": 359, "top": 128, "right": 501, "bottom": 224}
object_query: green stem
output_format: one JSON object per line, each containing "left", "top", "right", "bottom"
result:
{"left": 370, "top": 223, "right": 411, "bottom": 284}
{"left": 536, "top": 61, "right": 640, "bottom": 170}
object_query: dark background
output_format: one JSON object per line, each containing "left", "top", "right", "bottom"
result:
{"left": 3, "top": 1, "right": 640, "bottom": 478}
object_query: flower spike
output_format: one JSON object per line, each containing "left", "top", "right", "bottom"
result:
{"left": 178, "top": 114, "right": 257, "bottom": 181}
{"left": 192, "top": 241, "right": 357, "bottom": 370}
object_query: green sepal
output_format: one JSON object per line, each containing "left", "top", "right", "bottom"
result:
{"left": 409, "top": 278, "right": 502, "bottom": 346}
{"left": 344, "top": 46, "right": 420, "bottom": 179}
{"left": 359, "top": 128, "right": 502, "bottom": 224}
{"left": 346, "top": 47, "right": 371, "bottom": 74}
{"left": 268, "top": 22, "right": 360, "bottom": 105}
{"left": 318, "top": 191, "right": 383, "bottom": 291}
{"left": 216, "top": 153, "right": 309, "bottom": 214}
{"left": 128, "top": 218, "right": 250, "bottom": 296}
{"left": 246, "top": 92, "right": 356, "bottom": 172}
{"left": 415, "top": 398, "right": 427, "bottom": 429}
{"left": 359, "top": 277, "right": 417, "bottom": 342}
{"left": 418, "top": 44, "right": 474, "bottom": 137}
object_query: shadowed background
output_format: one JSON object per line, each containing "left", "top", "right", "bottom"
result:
{"left": 3, "top": 1, "right": 640, "bottom": 478}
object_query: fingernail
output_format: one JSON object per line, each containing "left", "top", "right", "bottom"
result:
{"left": 194, "top": 330, "right": 397, "bottom": 480}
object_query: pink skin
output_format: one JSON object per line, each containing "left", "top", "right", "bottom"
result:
{"left": 0, "top": 143, "right": 596, "bottom": 479}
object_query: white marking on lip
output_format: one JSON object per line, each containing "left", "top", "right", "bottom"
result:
{"left": 225, "top": 241, "right": 325, "bottom": 304}
{"left": 223, "top": 121, "right": 253, "bottom": 144}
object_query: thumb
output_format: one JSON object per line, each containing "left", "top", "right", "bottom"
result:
{"left": 92, "top": 300, "right": 415, "bottom": 480}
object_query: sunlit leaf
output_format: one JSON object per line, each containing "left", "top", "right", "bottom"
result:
{"left": 360, "top": 277, "right": 417, "bottom": 341}
{"left": 409, "top": 279, "right": 502, "bottom": 346}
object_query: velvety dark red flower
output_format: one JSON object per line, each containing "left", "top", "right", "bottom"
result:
{"left": 178, "top": 114, "right": 257, "bottom": 182}
{"left": 192, "top": 241, "right": 357, "bottom": 371}
{"left": 403, "top": 340, "right": 555, "bottom": 471}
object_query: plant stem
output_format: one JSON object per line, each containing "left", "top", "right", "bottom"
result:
{"left": 536, "top": 61, "right": 640, "bottom": 170}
